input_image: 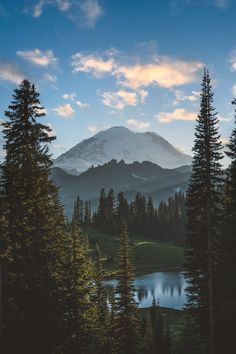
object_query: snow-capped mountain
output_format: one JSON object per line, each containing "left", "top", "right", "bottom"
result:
{"left": 54, "top": 126, "right": 192, "bottom": 174}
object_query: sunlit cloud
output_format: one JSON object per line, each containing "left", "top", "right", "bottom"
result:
{"left": 72, "top": 53, "right": 115, "bottom": 77}
{"left": 17, "top": 49, "right": 57, "bottom": 67}
{"left": 44, "top": 73, "right": 57, "bottom": 82}
{"left": 79, "top": 0, "right": 103, "bottom": 27}
{"left": 53, "top": 103, "right": 75, "bottom": 118}
{"left": 87, "top": 125, "right": 105, "bottom": 133}
{"left": 101, "top": 90, "right": 147, "bottom": 110}
{"left": 127, "top": 118, "right": 150, "bottom": 131}
{"left": 115, "top": 59, "right": 203, "bottom": 89}
{"left": 232, "top": 85, "right": 236, "bottom": 96}
{"left": 0, "top": 59, "right": 25, "bottom": 84}
{"left": 155, "top": 108, "right": 197, "bottom": 123}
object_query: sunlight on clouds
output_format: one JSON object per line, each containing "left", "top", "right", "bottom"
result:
{"left": 72, "top": 53, "right": 115, "bottom": 77}
{"left": 62, "top": 92, "right": 76, "bottom": 100}
{"left": 87, "top": 125, "right": 105, "bottom": 133}
{"left": 101, "top": 90, "right": 147, "bottom": 110}
{"left": 174, "top": 90, "right": 200, "bottom": 104}
{"left": 53, "top": 103, "right": 75, "bottom": 118}
{"left": 17, "top": 49, "right": 57, "bottom": 67}
{"left": 232, "top": 85, "right": 236, "bottom": 96}
{"left": 156, "top": 108, "right": 197, "bottom": 123}
{"left": 44, "top": 73, "right": 57, "bottom": 82}
{"left": 127, "top": 119, "right": 150, "bottom": 131}
{"left": 115, "top": 59, "right": 203, "bottom": 89}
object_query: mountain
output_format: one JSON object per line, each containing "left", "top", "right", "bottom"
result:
{"left": 54, "top": 126, "right": 192, "bottom": 174}
{"left": 51, "top": 159, "right": 191, "bottom": 217}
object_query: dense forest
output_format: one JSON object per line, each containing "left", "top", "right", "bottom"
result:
{"left": 74, "top": 190, "right": 186, "bottom": 245}
{"left": 0, "top": 69, "right": 236, "bottom": 354}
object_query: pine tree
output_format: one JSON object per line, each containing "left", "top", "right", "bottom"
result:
{"left": 64, "top": 209, "right": 99, "bottom": 354}
{"left": 114, "top": 224, "right": 139, "bottom": 354}
{"left": 218, "top": 98, "right": 236, "bottom": 354}
{"left": 185, "top": 70, "right": 223, "bottom": 354}
{"left": 0, "top": 80, "right": 68, "bottom": 354}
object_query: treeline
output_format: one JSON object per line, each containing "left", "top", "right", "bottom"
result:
{"left": 75, "top": 190, "right": 186, "bottom": 245}
{"left": 0, "top": 80, "right": 172, "bottom": 354}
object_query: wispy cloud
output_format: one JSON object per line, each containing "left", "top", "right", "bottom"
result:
{"left": 53, "top": 103, "right": 75, "bottom": 118}
{"left": 173, "top": 90, "right": 200, "bottom": 104}
{"left": 62, "top": 92, "right": 76, "bottom": 100}
{"left": 44, "top": 73, "right": 57, "bottom": 82}
{"left": 17, "top": 49, "right": 57, "bottom": 67}
{"left": 155, "top": 108, "right": 197, "bottom": 123}
{"left": 0, "top": 59, "right": 25, "bottom": 84}
{"left": 127, "top": 118, "right": 150, "bottom": 131}
{"left": 101, "top": 90, "right": 148, "bottom": 110}
{"left": 31, "top": 0, "right": 103, "bottom": 27}
{"left": 72, "top": 53, "right": 115, "bottom": 77}
{"left": 87, "top": 124, "right": 105, "bottom": 133}
{"left": 76, "top": 100, "right": 90, "bottom": 109}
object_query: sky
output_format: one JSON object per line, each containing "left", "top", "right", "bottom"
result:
{"left": 1, "top": 0, "right": 236, "bottom": 161}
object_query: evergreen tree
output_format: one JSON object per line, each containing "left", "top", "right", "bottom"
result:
{"left": 0, "top": 80, "right": 68, "bottom": 354}
{"left": 185, "top": 70, "right": 223, "bottom": 354}
{"left": 114, "top": 224, "right": 139, "bottom": 354}
{"left": 218, "top": 98, "right": 236, "bottom": 354}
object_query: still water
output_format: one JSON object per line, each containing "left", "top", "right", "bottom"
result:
{"left": 104, "top": 271, "right": 187, "bottom": 309}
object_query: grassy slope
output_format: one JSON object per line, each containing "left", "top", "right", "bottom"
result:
{"left": 84, "top": 227, "right": 184, "bottom": 277}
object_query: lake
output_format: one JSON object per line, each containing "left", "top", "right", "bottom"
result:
{"left": 104, "top": 271, "right": 187, "bottom": 309}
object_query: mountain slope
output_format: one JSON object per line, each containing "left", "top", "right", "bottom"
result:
{"left": 52, "top": 159, "right": 191, "bottom": 217}
{"left": 54, "top": 126, "right": 192, "bottom": 174}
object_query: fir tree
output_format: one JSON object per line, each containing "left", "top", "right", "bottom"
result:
{"left": 114, "top": 224, "right": 139, "bottom": 354}
{"left": 185, "top": 70, "right": 223, "bottom": 354}
{"left": 0, "top": 80, "right": 68, "bottom": 354}
{"left": 218, "top": 98, "right": 236, "bottom": 354}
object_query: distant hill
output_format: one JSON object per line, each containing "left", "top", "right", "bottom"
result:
{"left": 51, "top": 159, "right": 192, "bottom": 217}
{"left": 54, "top": 126, "right": 192, "bottom": 174}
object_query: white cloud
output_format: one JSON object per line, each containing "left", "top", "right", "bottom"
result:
{"left": 0, "top": 60, "right": 25, "bottom": 84}
{"left": 87, "top": 125, "right": 104, "bottom": 133}
{"left": 155, "top": 108, "right": 197, "bottom": 123}
{"left": 214, "top": 0, "right": 230, "bottom": 8}
{"left": 232, "top": 85, "right": 236, "bottom": 96}
{"left": 72, "top": 53, "right": 115, "bottom": 77}
{"left": 33, "top": 0, "right": 45, "bottom": 17}
{"left": 44, "top": 122, "right": 56, "bottom": 137}
{"left": 53, "top": 103, "right": 75, "bottom": 118}
{"left": 79, "top": 0, "right": 103, "bottom": 27}
{"left": 17, "top": 49, "right": 57, "bottom": 67}
{"left": 52, "top": 143, "right": 66, "bottom": 150}
{"left": 44, "top": 73, "right": 57, "bottom": 82}
{"left": 76, "top": 100, "right": 90, "bottom": 109}
{"left": 62, "top": 92, "right": 76, "bottom": 100}
{"left": 127, "top": 118, "right": 150, "bottom": 131}
{"left": 101, "top": 90, "right": 148, "bottom": 110}
{"left": 174, "top": 90, "right": 200, "bottom": 104}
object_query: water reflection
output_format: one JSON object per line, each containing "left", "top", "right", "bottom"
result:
{"left": 104, "top": 271, "right": 187, "bottom": 309}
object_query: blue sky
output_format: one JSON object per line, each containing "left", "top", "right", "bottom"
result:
{"left": 1, "top": 0, "right": 236, "bottom": 160}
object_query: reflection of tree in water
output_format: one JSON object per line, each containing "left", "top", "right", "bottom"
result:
{"left": 137, "top": 287, "right": 148, "bottom": 302}
{"left": 161, "top": 274, "right": 183, "bottom": 297}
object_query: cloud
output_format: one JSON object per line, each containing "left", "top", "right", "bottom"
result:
{"left": 232, "top": 85, "right": 236, "bottom": 96}
{"left": 79, "top": 0, "right": 103, "bottom": 27}
{"left": 101, "top": 90, "right": 147, "bottom": 110}
{"left": 31, "top": 0, "right": 102, "bottom": 27}
{"left": 115, "top": 58, "right": 203, "bottom": 89}
{"left": 76, "top": 100, "right": 90, "bottom": 109}
{"left": 52, "top": 143, "right": 66, "bottom": 150}
{"left": 0, "top": 59, "right": 25, "bottom": 84}
{"left": 17, "top": 49, "right": 57, "bottom": 67}
{"left": 44, "top": 73, "right": 57, "bottom": 82}
{"left": 155, "top": 108, "right": 197, "bottom": 123}
{"left": 72, "top": 50, "right": 203, "bottom": 89}
{"left": 62, "top": 92, "right": 76, "bottom": 100}
{"left": 214, "top": 0, "right": 230, "bottom": 8}
{"left": 53, "top": 103, "right": 75, "bottom": 118}
{"left": 72, "top": 53, "right": 115, "bottom": 77}
{"left": 87, "top": 125, "right": 104, "bottom": 133}
{"left": 174, "top": 90, "right": 200, "bottom": 104}
{"left": 127, "top": 119, "right": 150, "bottom": 131}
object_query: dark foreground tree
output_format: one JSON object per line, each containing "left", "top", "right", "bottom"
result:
{"left": 185, "top": 69, "right": 223, "bottom": 354}
{"left": 218, "top": 98, "right": 236, "bottom": 354}
{"left": 114, "top": 224, "right": 139, "bottom": 354}
{"left": 0, "top": 80, "right": 68, "bottom": 354}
